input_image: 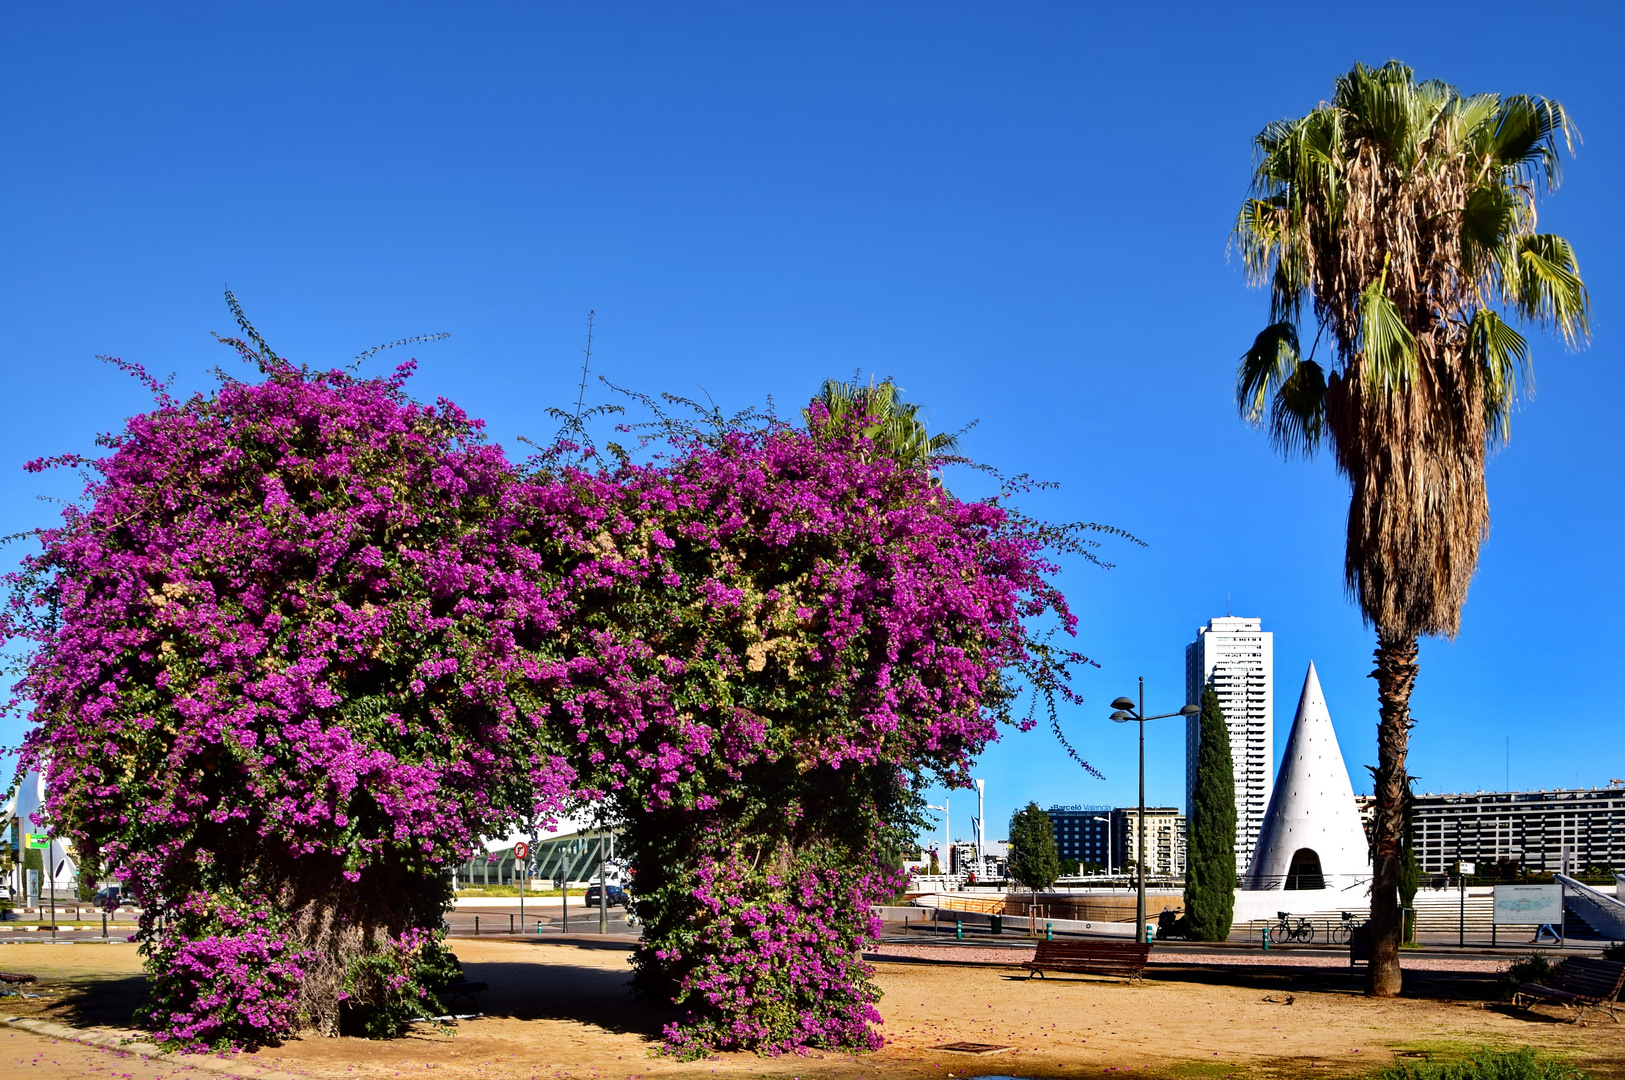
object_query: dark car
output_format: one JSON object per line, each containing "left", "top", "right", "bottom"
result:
{"left": 582, "top": 884, "right": 628, "bottom": 908}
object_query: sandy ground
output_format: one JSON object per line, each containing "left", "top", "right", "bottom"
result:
{"left": 4, "top": 938, "right": 1624, "bottom": 1080}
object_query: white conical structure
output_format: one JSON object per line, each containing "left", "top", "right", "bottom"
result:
{"left": 1243, "top": 663, "right": 1370, "bottom": 892}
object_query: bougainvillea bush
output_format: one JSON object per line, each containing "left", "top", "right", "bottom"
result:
{"left": 3, "top": 344, "right": 554, "bottom": 1047}
{"left": 480, "top": 407, "right": 1098, "bottom": 1055}
{"left": 6, "top": 337, "right": 1106, "bottom": 1056}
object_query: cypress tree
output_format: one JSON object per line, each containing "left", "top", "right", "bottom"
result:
{"left": 1007, "top": 802, "right": 1063, "bottom": 893}
{"left": 1184, "top": 687, "right": 1237, "bottom": 941}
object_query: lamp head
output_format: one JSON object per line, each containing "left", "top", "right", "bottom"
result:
{"left": 1110, "top": 710, "right": 1133, "bottom": 723}
{"left": 1179, "top": 704, "right": 1200, "bottom": 717}
{"left": 1110, "top": 696, "right": 1136, "bottom": 711}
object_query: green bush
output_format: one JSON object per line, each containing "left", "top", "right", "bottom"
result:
{"left": 1498, "top": 952, "right": 1560, "bottom": 997}
{"left": 1372, "top": 1047, "right": 1587, "bottom": 1080}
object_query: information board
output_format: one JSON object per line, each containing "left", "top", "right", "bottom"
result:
{"left": 1493, "top": 884, "right": 1563, "bottom": 925}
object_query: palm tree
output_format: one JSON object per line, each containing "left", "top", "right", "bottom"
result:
{"left": 804, "top": 376, "right": 960, "bottom": 470}
{"left": 1233, "top": 61, "right": 1589, "bottom": 996}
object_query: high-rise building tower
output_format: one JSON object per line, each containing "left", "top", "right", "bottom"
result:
{"left": 1185, "top": 616, "right": 1273, "bottom": 874}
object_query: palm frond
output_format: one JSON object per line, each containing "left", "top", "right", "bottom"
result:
{"left": 1268, "top": 358, "right": 1327, "bottom": 457}
{"left": 1467, "top": 308, "right": 1530, "bottom": 447}
{"left": 1357, "top": 275, "right": 1418, "bottom": 391}
{"left": 1492, "top": 95, "right": 1577, "bottom": 189}
{"left": 1509, "top": 234, "right": 1590, "bottom": 345}
{"left": 1459, "top": 184, "right": 1521, "bottom": 281}
{"left": 1236, "top": 322, "right": 1300, "bottom": 424}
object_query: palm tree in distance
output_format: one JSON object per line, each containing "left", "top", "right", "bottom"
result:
{"left": 1233, "top": 61, "right": 1589, "bottom": 997}
{"left": 804, "top": 376, "right": 960, "bottom": 471}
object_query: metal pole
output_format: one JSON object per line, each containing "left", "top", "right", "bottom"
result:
{"left": 598, "top": 831, "right": 608, "bottom": 934}
{"left": 1137, "top": 676, "right": 1147, "bottom": 940}
{"left": 1459, "top": 870, "right": 1466, "bottom": 948}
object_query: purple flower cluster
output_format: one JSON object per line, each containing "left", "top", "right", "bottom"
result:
{"left": 137, "top": 896, "right": 310, "bottom": 1051}
{"left": 5, "top": 358, "right": 1088, "bottom": 1056}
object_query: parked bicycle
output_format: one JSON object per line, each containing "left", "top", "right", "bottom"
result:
{"left": 1272, "top": 911, "right": 1315, "bottom": 944}
{"left": 1325, "top": 911, "right": 1357, "bottom": 945}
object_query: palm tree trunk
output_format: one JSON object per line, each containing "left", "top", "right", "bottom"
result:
{"left": 1366, "top": 630, "right": 1417, "bottom": 997}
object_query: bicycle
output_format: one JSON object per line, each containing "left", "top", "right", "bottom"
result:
{"left": 1273, "top": 912, "right": 1315, "bottom": 944}
{"left": 1326, "top": 911, "right": 1356, "bottom": 945}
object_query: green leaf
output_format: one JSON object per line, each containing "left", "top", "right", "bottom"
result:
{"left": 1235, "top": 322, "right": 1300, "bottom": 424}
{"left": 1469, "top": 308, "right": 1530, "bottom": 447}
{"left": 1512, "top": 234, "right": 1590, "bottom": 345}
{"left": 1491, "top": 95, "right": 1576, "bottom": 188}
{"left": 1357, "top": 278, "right": 1418, "bottom": 391}
{"left": 1269, "top": 358, "right": 1327, "bottom": 458}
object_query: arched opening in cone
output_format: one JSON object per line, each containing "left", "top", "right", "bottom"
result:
{"left": 1285, "top": 848, "right": 1324, "bottom": 890}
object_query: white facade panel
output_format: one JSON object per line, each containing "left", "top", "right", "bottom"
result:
{"left": 1185, "top": 616, "right": 1273, "bottom": 875}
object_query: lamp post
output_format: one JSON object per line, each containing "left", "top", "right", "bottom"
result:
{"left": 927, "top": 801, "right": 948, "bottom": 879}
{"left": 1092, "top": 815, "right": 1112, "bottom": 877}
{"left": 1110, "top": 676, "right": 1200, "bottom": 941}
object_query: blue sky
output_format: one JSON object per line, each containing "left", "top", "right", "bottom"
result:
{"left": 3, "top": 2, "right": 1621, "bottom": 844}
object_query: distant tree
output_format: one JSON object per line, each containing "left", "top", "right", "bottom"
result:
{"left": 1397, "top": 789, "right": 1420, "bottom": 943}
{"left": 927, "top": 850, "right": 941, "bottom": 876}
{"left": 1058, "top": 858, "right": 1081, "bottom": 877}
{"left": 1184, "top": 687, "right": 1237, "bottom": 941}
{"left": 1007, "top": 803, "right": 1063, "bottom": 893}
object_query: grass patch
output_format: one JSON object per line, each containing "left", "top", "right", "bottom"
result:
{"left": 453, "top": 886, "right": 585, "bottom": 898}
{"left": 1157, "top": 1060, "right": 1249, "bottom": 1079}
{"left": 1371, "top": 1047, "right": 1587, "bottom": 1080}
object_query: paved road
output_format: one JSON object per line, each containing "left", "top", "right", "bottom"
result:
{"left": 444, "top": 904, "right": 640, "bottom": 939}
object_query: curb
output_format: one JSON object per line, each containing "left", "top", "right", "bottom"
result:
{"left": 0, "top": 1016, "right": 313, "bottom": 1080}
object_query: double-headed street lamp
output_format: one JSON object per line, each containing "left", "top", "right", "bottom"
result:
{"left": 1110, "top": 676, "right": 1199, "bottom": 941}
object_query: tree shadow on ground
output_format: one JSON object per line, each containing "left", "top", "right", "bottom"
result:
{"left": 4, "top": 974, "right": 151, "bottom": 1029}
{"left": 998, "top": 962, "right": 1505, "bottom": 1002}
{"left": 453, "top": 955, "right": 681, "bottom": 1041}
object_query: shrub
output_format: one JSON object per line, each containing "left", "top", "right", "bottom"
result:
{"left": 1372, "top": 1047, "right": 1588, "bottom": 1080}
{"left": 1498, "top": 952, "right": 1560, "bottom": 997}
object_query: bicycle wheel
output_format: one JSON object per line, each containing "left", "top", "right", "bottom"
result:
{"left": 1296, "top": 922, "right": 1315, "bottom": 944}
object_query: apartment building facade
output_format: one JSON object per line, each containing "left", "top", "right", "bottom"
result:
{"left": 1185, "top": 616, "right": 1273, "bottom": 874}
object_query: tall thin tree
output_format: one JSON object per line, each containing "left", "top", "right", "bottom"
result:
{"left": 1233, "top": 61, "right": 1589, "bottom": 995}
{"left": 1184, "top": 687, "right": 1237, "bottom": 941}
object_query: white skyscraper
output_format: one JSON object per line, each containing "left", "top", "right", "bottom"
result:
{"left": 1185, "top": 616, "right": 1273, "bottom": 874}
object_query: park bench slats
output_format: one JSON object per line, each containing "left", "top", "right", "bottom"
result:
{"left": 431, "top": 980, "right": 489, "bottom": 1013}
{"left": 1022, "top": 940, "right": 1151, "bottom": 982}
{"left": 1513, "top": 957, "right": 1625, "bottom": 1025}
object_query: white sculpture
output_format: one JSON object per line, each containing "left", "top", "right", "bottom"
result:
{"left": 1243, "top": 662, "right": 1371, "bottom": 892}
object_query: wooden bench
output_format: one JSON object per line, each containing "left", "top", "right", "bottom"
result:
{"left": 1513, "top": 957, "right": 1625, "bottom": 1025}
{"left": 1022, "top": 940, "right": 1151, "bottom": 982}
{"left": 431, "top": 980, "right": 488, "bottom": 1013}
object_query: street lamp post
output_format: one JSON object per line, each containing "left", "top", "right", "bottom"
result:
{"left": 926, "top": 801, "right": 948, "bottom": 880}
{"left": 1091, "top": 815, "right": 1112, "bottom": 877}
{"left": 1111, "top": 676, "right": 1200, "bottom": 942}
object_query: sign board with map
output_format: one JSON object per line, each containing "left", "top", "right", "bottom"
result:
{"left": 1493, "top": 884, "right": 1563, "bottom": 925}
